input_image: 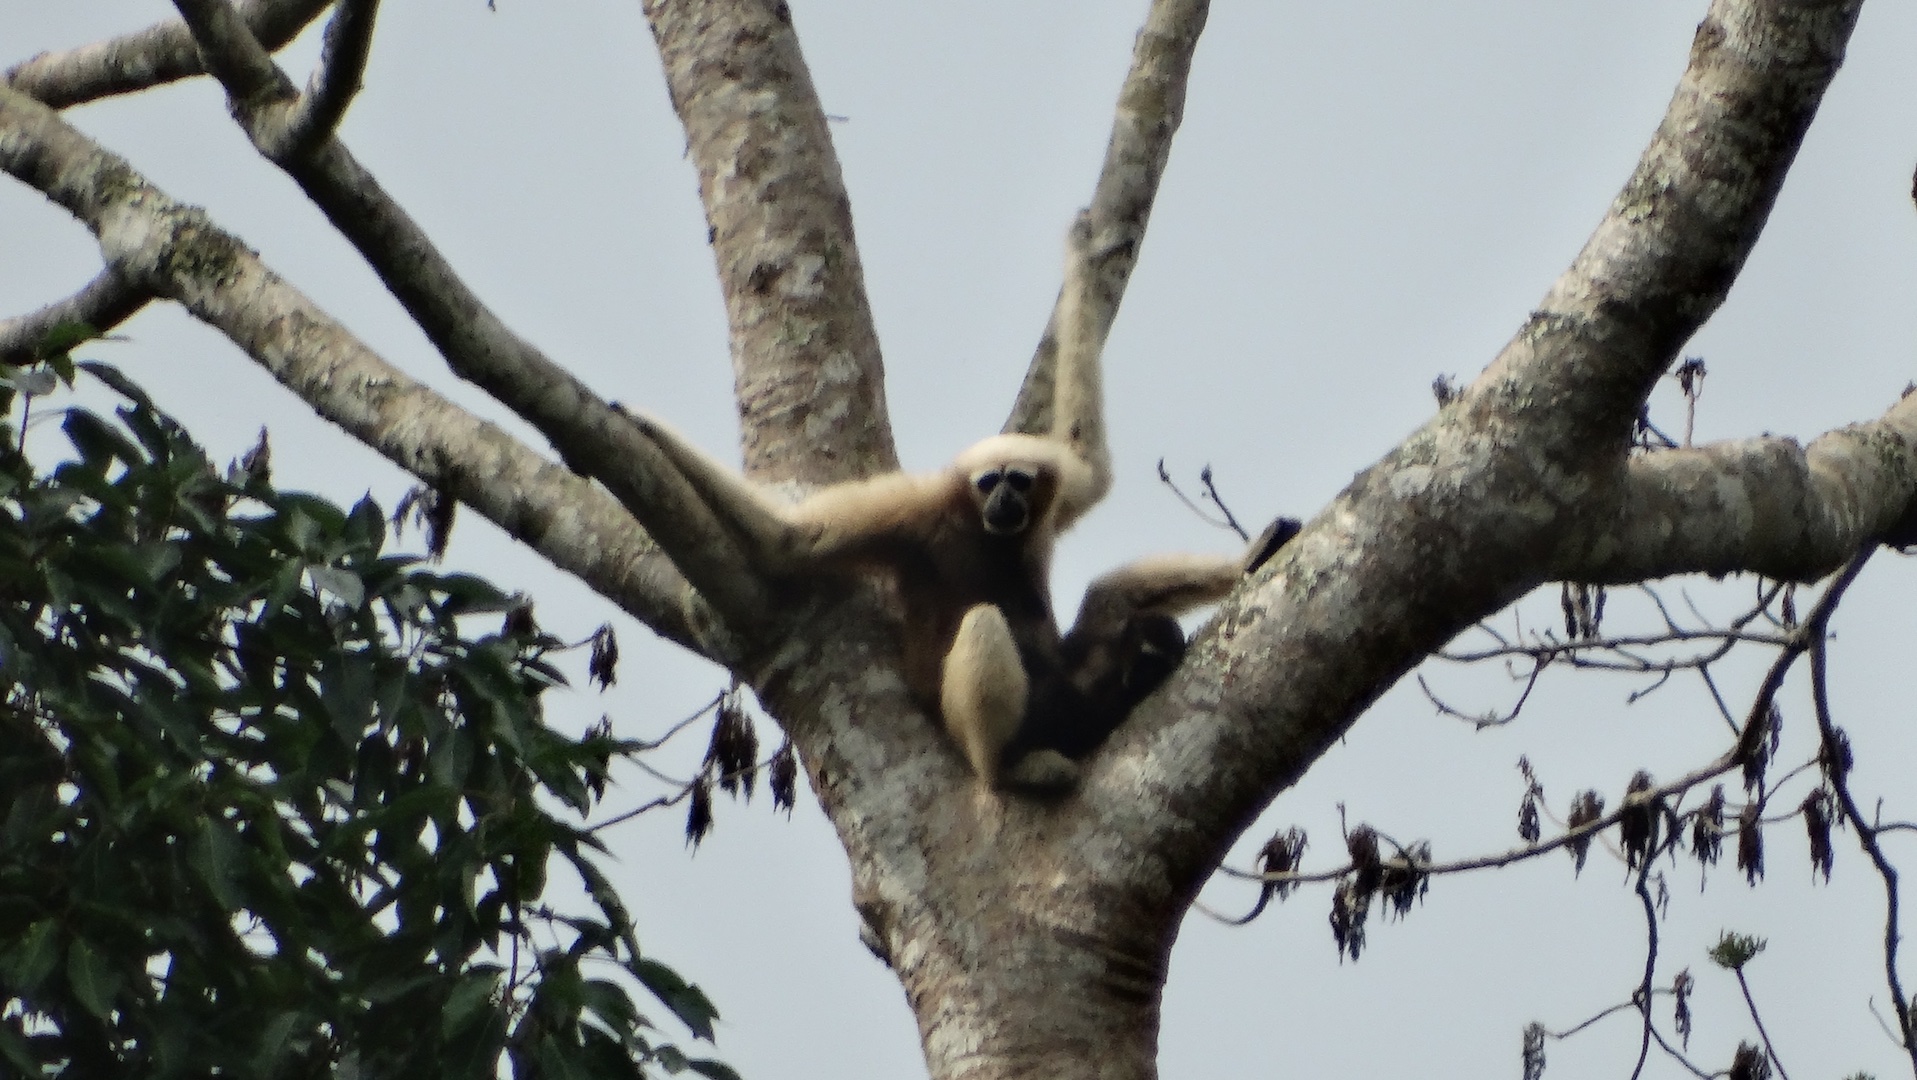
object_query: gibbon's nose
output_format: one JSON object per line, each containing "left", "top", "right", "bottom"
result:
{"left": 982, "top": 489, "right": 1030, "bottom": 534}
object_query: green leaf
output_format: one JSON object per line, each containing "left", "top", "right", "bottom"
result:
{"left": 687, "top": 1057, "right": 745, "bottom": 1080}
{"left": 189, "top": 819, "right": 245, "bottom": 910}
{"left": 33, "top": 320, "right": 98, "bottom": 360}
{"left": 8, "top": 920, "right": 61, "bottom": 991}
{"left": 308, "top": 563, "right": 367, "bottom": 611}
{"left": 63, "top": 407, "right": 145, "bottom": 470}
{"left": 580, "top": 977, "right": 640, "bottom": 1034}
{"left": 441, "top": 972, "right": 498, "bottom": 1038}
{"left": 630, "top": 958, "right": 719, "bottom": 1042}
{"left": 66, "top": 938, "right": 120, "bottom": 1019}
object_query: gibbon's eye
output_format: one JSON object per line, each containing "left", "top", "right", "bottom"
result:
{"left": 974, "top": 471, "right": 1001, "bottom": 494}
{"left": 1003, "top": 468, "right": 1034, "bottom": 493}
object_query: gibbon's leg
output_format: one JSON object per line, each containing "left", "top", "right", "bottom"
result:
{"left": 628, "top": 413, "right": 801, "bottom": 566}
{"left": 629, "top": 414, "right": 955, "bottom": 569}
{"left": 940, "top": 605, "right": 1029, "bottom": 787}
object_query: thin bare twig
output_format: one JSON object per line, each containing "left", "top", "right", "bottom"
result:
{"left": 1212, "top": 753, "right": 1739, "bottom": 893}
{"left": 1808, "top": 552, "right": 1917, "bottom": 1074}
{"left": 1733, "top": 965, "right": 1792, "bottom": 1080}
{"left": 1629, "top": 870, "right": 1658, "bottom": 1080}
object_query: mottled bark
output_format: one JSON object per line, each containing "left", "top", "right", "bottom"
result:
{"left": 643, "top": 0, "right": 895, "bottom": 483}
{"left": 1086, "top": 0, "right": 1872, "bottom": 906}
{"left": 4, "top": 0, "right": 328, "bottom": 107}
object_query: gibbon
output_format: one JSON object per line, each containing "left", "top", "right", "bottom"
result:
{"left": 628, "top": 222, "right": 1294, "bottom": 788}
{"left": 1004, "top": 519, "right": 1299, "bottom": 787}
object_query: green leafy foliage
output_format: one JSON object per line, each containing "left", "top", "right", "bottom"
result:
{"left": 0, "top": 360, "right": 729, "bottom": 1078}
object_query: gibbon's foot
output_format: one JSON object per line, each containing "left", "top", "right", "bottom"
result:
{"left": 1001, "top": 749, "right": 1083, "bottom": 794}
{"left": 1244, "top": 516, "right": 1303, "bottom": 575}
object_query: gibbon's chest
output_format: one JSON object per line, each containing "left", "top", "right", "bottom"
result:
{"left": 887, "top": 517, "right": 1061, "bottom": 704}
{"left": 906, "top": 520, "right": 1052, "bottom": 625}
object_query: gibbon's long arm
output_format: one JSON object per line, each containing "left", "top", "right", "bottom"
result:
{"left": 1070, "top": 517, "right": 1300, "bottom": 641}
{"left": 1048, "top": 215, "right": 1114, "bottom": 532}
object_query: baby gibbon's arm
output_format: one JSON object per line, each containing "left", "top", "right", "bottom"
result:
{"left": 1071, "top": 517, "right": 1300, "bottom": 639}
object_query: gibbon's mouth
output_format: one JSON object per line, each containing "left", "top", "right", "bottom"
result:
{"left": 982, "top": 500, "right": 1029, "bottom": 535}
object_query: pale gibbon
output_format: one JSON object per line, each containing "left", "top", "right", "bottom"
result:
{"left": 628, "top": 224, "right": 1294, "bottom": 789}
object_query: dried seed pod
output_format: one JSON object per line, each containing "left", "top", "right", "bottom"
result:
{"left": 1672, "top": 968, "right": 1694, "bottom": 1048}
{"left": 1346, "top": 825, "right": 1383, "bottom": 895}
{"left": 1802, "top": 789, "right": 1834, "bottom": 883}
{"left": 1517, "top": 757, "right": 1543, "bottom": 843}
{"left": 587, "top": 624, "right": 619, "bottom": 691}
{"left": 1619, "top": 770, "right": 1659, "bottom": 871}
{"left": 1566, "top": 790, "right": 1605, "bottom": 876}
{"left": 686, "top": 774, "right": 714, "bottom": 848}
{"left": 1381, "top": 840, "right": 1430, "bottom": 920}
{"left": 1737, "top": 802, "right": 1764, "bottom": 885}
{"left": 1728, "top": 1041, "right": 1771, "bottom": 1080}
{"left": 705, "top": 691, "right": 760, "bottom": 799}
{"left": 769, "top": 740, "right": 798, "bottom": 815}
{"left": 1692, "top": 784, "right": 1725, "bottom": 867}
{"left": 1257, "top": 827, "right": 1308, "bottom": 901}
{"left": 1329, "top": 878, "right": 1370, "bottom": 962}
{"left": 1521, "top": 1022, "right": 1545, "bottom": 1080}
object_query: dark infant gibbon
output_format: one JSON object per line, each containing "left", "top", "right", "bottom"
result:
{"left": 629, "top": 224, "right": 1297, "bottom": 790}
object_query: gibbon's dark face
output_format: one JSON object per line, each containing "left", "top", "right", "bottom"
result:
{"left": 971, "top": 465, "right": 1040, "bottom": 535}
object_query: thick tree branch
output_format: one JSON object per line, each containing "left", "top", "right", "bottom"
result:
{"left": 1577, "top": 408, "right": 1917, "bottom": 583}
{"left": 3, "top": 0, "right": 329, "bottom": 108}
{"left": 1469, "top": 0, "right": 1863, "bottom": 452}
{"left": 284, "top": 0, "right": 379, "bottom": 150}
{"left": 643, "top": 0, "right": 894, "bottom": 484}
{"left": 1070, "top": 0, "right": 1868, "bottom": 912}
{"left": 1006, "top": 0, "right": 1208, "bottom": 436}
{"left": 0, "top": 268, "right": 149, "bottom": 363}
{"left": 0, "top": 83, "right": 739, "bottom": 662}
{"left": 162, "top": 0, "right": 780, "bottom": 625}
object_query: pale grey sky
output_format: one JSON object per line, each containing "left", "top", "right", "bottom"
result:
{"left": 7, "top": 2, "right": 1917, "bottom": 1076}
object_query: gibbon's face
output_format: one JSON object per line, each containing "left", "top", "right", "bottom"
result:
{"left": 969, "top": 463, "right": 1048, "bottom": 536}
